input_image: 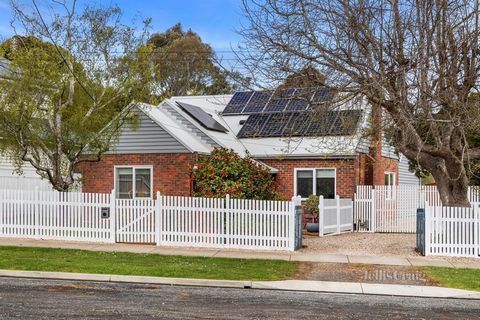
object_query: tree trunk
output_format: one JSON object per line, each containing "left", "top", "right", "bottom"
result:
{"left": 433, "top": 171, "right": 470, "bottom": 207}
{"left": 422, "top": 157, "right": 470, "bottom": 207}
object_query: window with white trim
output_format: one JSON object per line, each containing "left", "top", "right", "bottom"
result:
{"left": 384, "top": 172, "right": 396, "bottom": 185}
{"left": 295, "top": 168, "right": 336, "bottom": 199}
{"left": 115, "top": 167, "right": 152, "bottom": 199}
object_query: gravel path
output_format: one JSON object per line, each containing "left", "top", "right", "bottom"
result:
{"left": 301, "top": 233, "right": 420, "bottom": 257}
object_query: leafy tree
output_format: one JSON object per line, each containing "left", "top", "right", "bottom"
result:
{"left": 240, "top": 0, "right": 480, "bottom": 206}
{"left": 192, "top": 148, "right": 276, "bottom": 200}
{"left": 0, "top": 1, "right": 152, "bottom": 191}
{"left": 147, "top": 24, "right": 233, "bottom": 101}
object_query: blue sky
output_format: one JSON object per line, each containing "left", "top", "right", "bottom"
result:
{"left": 0, "top": 0, "right": 245, "bottom": 53}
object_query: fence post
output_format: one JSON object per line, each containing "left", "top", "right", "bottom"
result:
{"left": 110, "top": 189, "right": 116, "bottom": 243}
{"left": 336, "top": 195, "right": 341, "bottom": 234}
{"left": 318, "top": 195, "right": 324, "bottom": 237}
{"left": 225, "top": 194, "right": 230, "bottom": 248}
{"left": 475, "top": 204, "right": 479, "bottom": 258}
{"left": 289, "top": 196, "right": 296, "bottom": 251}
{"left": 155, "top": 191, "right": 161, "bottom": 246}
{"left": 424, "top": 201, "right": 431, "bottom": 256}
{"left": 34, "top": 187, "right": 40, "bottom": 239}
{"left": 371, "top": 188, "right": 376, "bottom": 232}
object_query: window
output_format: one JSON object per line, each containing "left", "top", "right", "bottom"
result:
{"left": 115, "top": 166, "right": 152, "bottom": 199}
{"left": 384, "top": 172, "right": 396, "bottom": 186}
{"left": 295, "top": 168, "right": 336, "bottom": 199}
{"left": 384, "top": 171, "right": 396, "bottom": 199}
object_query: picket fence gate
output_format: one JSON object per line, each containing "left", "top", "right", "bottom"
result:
{"left": 318, "top": 195, "right": 353, "bottom": 236}
{"left": 424, "top": 202, "right": 480, "bottom": 258}
{"left": 0, "top": 189, "right": 300, "bottom": 251}
{"left": 354, "top": 185, "right": 480, "bottom": 233}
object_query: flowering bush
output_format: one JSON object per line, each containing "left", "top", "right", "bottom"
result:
{"left": 192, "top": 148, "right": 276, "bottom": 199}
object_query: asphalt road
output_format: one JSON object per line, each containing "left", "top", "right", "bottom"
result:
{"left": 0, "top": 277, "right": 479, "bottom": 319}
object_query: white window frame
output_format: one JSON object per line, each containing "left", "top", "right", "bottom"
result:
{"left": 384, "top": 171, "right": 396, "bottom": 200}
{"left": 294, "top": 168, "right": 337, "bottom": 199}
{"left": 114, "top": 165, "right": 153, "bottom": 199}
{"left": 384, "top": 171, "right": 396, "bottom": 186}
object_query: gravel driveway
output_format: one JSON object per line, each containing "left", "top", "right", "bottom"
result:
{"left": 301, "top": 232, "right": 419, "bottom": 257}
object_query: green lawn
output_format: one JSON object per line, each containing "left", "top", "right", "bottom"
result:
{"left": 0, "top": 246, "right": 297, "bottom": 281}
{"left": 421, "top": 267, "right": 480, "bottom": 292}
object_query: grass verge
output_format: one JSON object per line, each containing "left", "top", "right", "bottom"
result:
{"left": 421, "top": 267, "right": 480, "bottom": 292}
{"left": 0, "top": 246, "right": 297, "bottom": 281}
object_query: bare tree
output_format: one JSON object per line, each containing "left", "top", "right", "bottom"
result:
{"left": 0, "top": 0, "right": 152, "bottom": 191}
{"left": 239, "top": 0, "right": 480, "bottom": 206}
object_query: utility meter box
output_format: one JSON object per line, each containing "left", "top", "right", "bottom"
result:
{"left": 101, "top": 207, "right": 110, "bottom": 219}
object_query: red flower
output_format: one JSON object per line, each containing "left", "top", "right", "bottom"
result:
{"left": 210, "top": 166, "right": 215, "bottom": 171}
{"left": 228, "top": 188, "right": 233, "bottom": 193}
{"left": 253, "top": 186, "right": 257, "bottom": 190}
{"left": 210, "top": 173, "right": 215, "bottom": 178}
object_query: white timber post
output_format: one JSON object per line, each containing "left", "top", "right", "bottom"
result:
{"left": 336, "top": 195, "right": 341, "bottom": 234}
{"left": 474, "top": 204, "right": 479, "bottom": 257}
{"left": 319, "top": 195, "right": 324, "bottom": 237}
{"left": 424, "top": 201, "right": 431, "bottom": 256}
{"left": 371, "top": 188, "right": 376, "bottom": 232}
{"left": 110, "top": 189, "right": 116, "bottom": 243}
{"left": 155, "top": 191, "right": 161, "bottom": 246}
{"left": 34, "top": 187, "right": 40, "bottom": 239}
{"left": 289, "top": 196, "right": 296, "bottom": 251}
{"left": 225, "top": 194, "right": 230, "bottom": 248}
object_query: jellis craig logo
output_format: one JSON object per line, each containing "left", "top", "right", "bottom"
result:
{"left": 364, "top": 270, "right": 426, "bottom": 281}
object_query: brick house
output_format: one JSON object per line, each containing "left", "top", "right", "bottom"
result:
{"left": 77, "top": 89, "right": 419, "bottom": 200}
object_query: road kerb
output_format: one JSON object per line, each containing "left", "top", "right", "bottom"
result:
{"left": 0, "top": 269, "right": 479, "bottom": 299}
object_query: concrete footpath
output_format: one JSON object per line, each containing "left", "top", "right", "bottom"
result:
{"left": 1, "top": 237, "right": 479, "bottom": 269}
{"left": 0, "top": 269, "right": 479, "bottom": 300}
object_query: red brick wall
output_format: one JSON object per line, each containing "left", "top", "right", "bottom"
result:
{"left": 77, "top": 153, "right": 197, "bottom": 196}
{"left": 77, "top": 152, "right": 399, "bottom": 199}
{"left": 261, "top": 158, "right": 358, "bottom": 199}
{"left": 261, "top": 156, "right": 399, "bottom": 200}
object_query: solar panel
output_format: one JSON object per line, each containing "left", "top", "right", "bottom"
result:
{"left": 283, "top": 112, "right": 310, "bottom": 136}
{"left": 223, "top": 91, "right": 254, "bottom": 114}
{"left": 237, "top": 110, "right": 362, "bottom": 139}
{"left": 260, "top": 113, "right": 292, "bottom": 137}
{"left": 177, "top": 102, "right": 228, "bottom": 132}
{"left": 237, "top": 113, "right": 270, "bottom": 138}
{"left": 285, "top": 88, "right": 315, "bottom": 111}
{"left": 224, "top": 87, "right": 336, "bottom": 115}
{"left": 242, "top": 91, "right": 272, "bottom": 113}
{"left": 264, "top": 88, "right": 296, "bottom": 112}
{"left": 311, "top": 88, "right": 334, "bottom": 104}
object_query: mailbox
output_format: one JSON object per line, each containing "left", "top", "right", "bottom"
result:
{"left": 101, "top": 207, "right": 110, "bottom": 219}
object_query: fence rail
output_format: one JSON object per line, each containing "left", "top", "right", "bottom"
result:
{"left": 0, "top": 189, "right": 299, "bottom": 251}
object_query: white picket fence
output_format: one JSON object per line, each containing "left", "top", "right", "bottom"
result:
{"left": 424, "top": 202, "right": 480, "bottom": 258}
{"left": 158, "top": 194, "right": 297, "bottom": 250}
{"left": 0, "top": 188, "right": 300, "bottom": 251}
{"left": 318, "top": 195, "right": 353, "bottom": 236}
{"left": 354, "top": 185, "right": 480, "bottom": 233}
{"left": 0, "top": 189, "right": 113, "bottom": 242}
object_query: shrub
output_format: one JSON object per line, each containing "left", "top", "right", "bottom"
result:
{"left": 304, "top": 195, "right": 319, "bottom": 215}
{"left": 192, "top": 148, "right": 275, "bottom": 199}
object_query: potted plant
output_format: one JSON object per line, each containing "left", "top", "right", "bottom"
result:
{"left": 304, "top": 195, "right": 319, "bottom": 233}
